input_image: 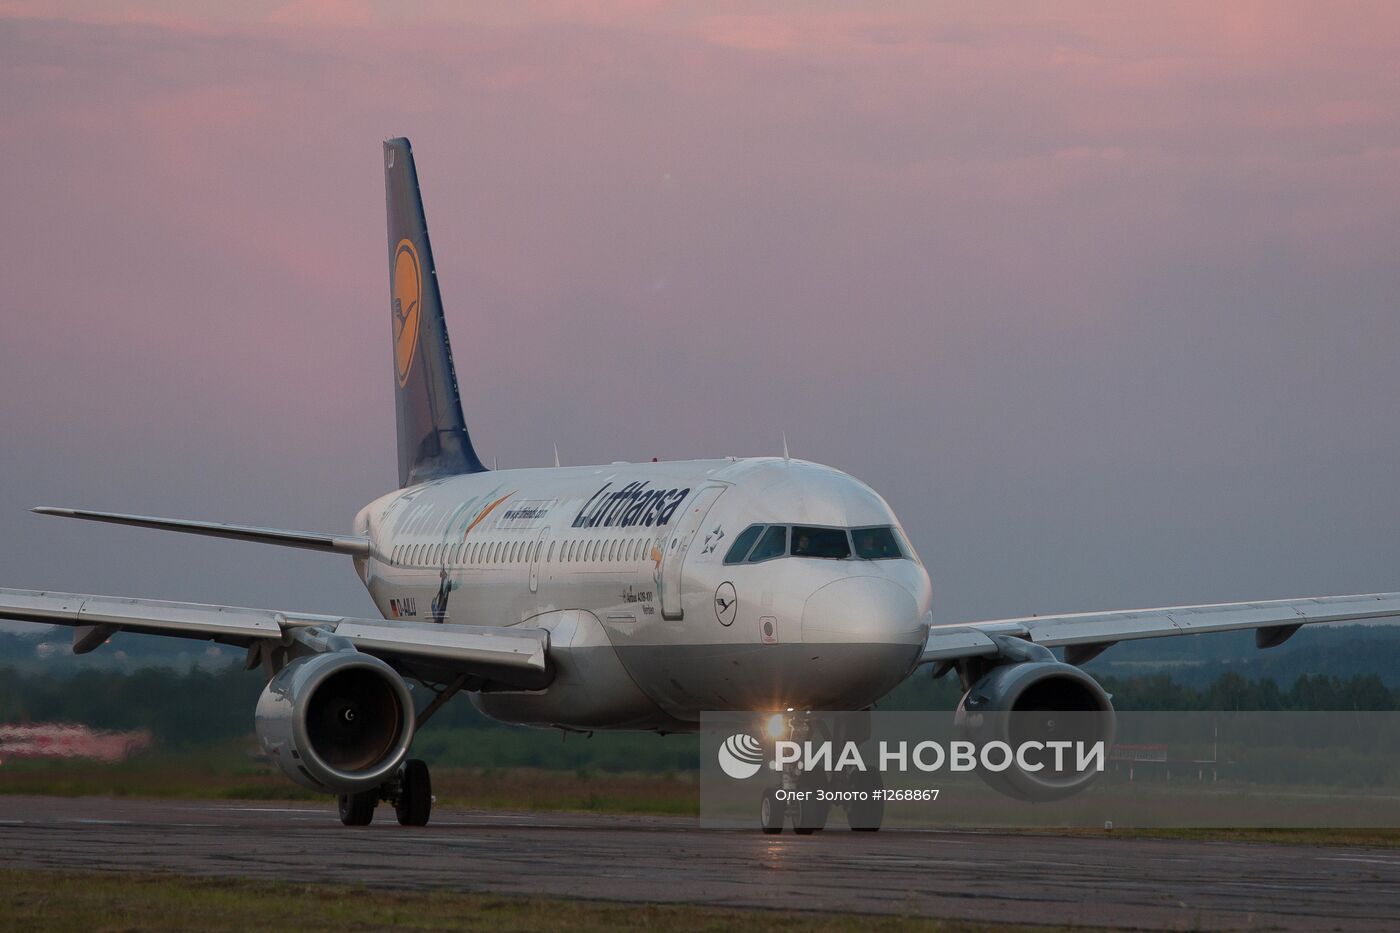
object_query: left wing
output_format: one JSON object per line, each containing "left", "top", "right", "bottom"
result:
{"left": 31, "top": 507, "right": 371, "bottom": 557}
{"left": 0, "top": 588, "right": 548, "bottom": 684}
{"left": 921, "top": 592, "right": 1400, "bottom": 666}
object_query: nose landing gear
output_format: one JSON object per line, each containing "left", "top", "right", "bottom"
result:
{"left": 336, "top": 758, "right": 434, "bottom": 827}
{"left": 755, "top": 712, "right": 884, "bottom": 834}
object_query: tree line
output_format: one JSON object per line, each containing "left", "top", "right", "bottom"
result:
{"left": 2, "top": 664, "right": 1397, "bottom": 753}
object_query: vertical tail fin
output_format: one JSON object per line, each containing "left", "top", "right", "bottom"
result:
{"left": 384, "top": 137, "right": 486, "bottom": 487}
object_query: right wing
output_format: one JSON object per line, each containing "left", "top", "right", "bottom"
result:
{"left": 0, "top": 587, "right": 548, "bottom": 686}
{"left": 31, "top": 507, "right": 371, "bottom": 557}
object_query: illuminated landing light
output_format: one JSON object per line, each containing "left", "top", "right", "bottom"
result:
{"left": 764, "top": 713, "right": 786, "bottom": 740}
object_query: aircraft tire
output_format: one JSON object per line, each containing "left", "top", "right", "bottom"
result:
{"left": 793, "top": 769, "right": 828, "bottom": 834}
{"left": 760, "top": 787, "right": 783, "bottom": 834}
{"left": 338, "top": 789, "right": 377, "bottom": 826}
{"left": 395, "top": 759, "right": 432, "bottom": 827}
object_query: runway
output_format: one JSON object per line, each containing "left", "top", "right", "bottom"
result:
{"left": 1, "top": 796, "right": 1397, "bottom": 930}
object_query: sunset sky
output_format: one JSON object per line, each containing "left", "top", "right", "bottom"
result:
{"left": 2, "top": 1, "right": 1398, "bottom": 624}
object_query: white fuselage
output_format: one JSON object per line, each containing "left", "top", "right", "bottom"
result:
{"left": 352, "top": 457, "right": 933, "bottom": 732}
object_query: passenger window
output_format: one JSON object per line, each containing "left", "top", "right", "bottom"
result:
{"left": 852, "top": 526, "right": 904, "bottom": 560}
{"left": 724, "top": 525, "right": 764, "bottom": 565}
{"left": 547, "top": 541, "right": 555, "bottom": 562}
{"left": 607, "top": 540, "right": 617, "bottom": 562}
{"left": 747, "top": 525, "right": 787, "bottom": 563}
{"left": 792, "top": 526, "right": 851, "bottom": 559}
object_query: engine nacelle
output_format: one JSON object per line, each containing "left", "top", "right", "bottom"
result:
{"left": 255, "top": 650, "right": 415, "bottom": 793}
{"left": 956, "top": 658, "right": 1115, "bottom": 802}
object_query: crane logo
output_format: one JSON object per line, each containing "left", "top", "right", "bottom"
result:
{"left": 714, "top": 582, "right": 737, "bottom": 626}
{"left": 717, "top": 732, "right": 766, "bottom": 780}
{"left": 392, "top": 238, "right": 422, "bottom": 387}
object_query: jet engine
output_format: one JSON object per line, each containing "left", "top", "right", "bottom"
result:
{"left": 255, "top": 650, "right": 415, "bottom": 793}
{"left": 955, "top": 642, "right": 1115, "bottom": 802}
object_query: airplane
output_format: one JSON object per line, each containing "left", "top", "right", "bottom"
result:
{"left": 4, "top": 138, "right": 1399, "bottom": 833}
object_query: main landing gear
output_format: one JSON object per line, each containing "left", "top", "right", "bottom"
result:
{"left": 337, "top": 758, "right": 434, "bottom": 827}
{"left": 757, "top": 712, "right": 885, "bottom": 834}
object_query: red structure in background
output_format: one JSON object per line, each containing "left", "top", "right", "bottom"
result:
{"left": 0, "top": 724, "right": 152, "bottom": 763}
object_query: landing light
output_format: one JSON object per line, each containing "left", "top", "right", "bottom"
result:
{"left": 764, "top": 713, "right": 786, "bottom": 741}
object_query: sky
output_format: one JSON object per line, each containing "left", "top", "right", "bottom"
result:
{"left": 1, "top": 1, "right": 1398, "bottom": 626}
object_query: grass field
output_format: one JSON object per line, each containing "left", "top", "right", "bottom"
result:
{"left": 0, "top": 755, "right": 699, "bottom": 814}
{"left": 0, "top": 870, "right": 1070, "bottom": 932}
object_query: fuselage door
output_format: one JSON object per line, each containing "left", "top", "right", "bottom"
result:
{"left": 660, "top": 484, "right": 726, "bottom": 620}
{"left": 529, "top": 525, "right": 549, "bottom": 594}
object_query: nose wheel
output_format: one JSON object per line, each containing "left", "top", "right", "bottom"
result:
{"left": 760, "top": 788, "right": 783, "bottom": 834}
{"left": 336, "top": 758, "right": 434, "bottom": 827}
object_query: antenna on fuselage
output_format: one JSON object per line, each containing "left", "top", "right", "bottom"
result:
{"left": 553, "top": 443, "right": 561, "bottom": 468}
{"left": 492, "top": 455, "right": 498, "bottom": 470}
{"left": 781, "top": 432, "right": 790, "bottom": 461}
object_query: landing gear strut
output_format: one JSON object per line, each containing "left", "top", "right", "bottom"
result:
{"left": 336, "top": 758, "right": 434, "bottom": 827}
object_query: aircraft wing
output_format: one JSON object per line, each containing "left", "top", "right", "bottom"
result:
{"left": 920, "top": 592, "right": 1400, "bottom": 665}
{"left": 0, "top": 587, "right": 548, "bottom": 681}
{"left": 31, "top": 507, "right": 371, "bottom": 557}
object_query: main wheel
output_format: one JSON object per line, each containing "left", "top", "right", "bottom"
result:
{"left": 760, "top": 787, "right": 783, "bottom": 834}
{"left": 395, "top": 759, "right": 432, "bottom": 827}
{"left": 338, "top": 788, "right": 378, "bottom": 826}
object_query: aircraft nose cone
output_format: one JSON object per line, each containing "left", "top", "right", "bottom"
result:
{"left": 802, "top": 576, "right": 924, "bottom": 646}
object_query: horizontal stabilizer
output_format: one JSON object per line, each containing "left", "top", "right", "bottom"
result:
{"left": 32, "top": 507, "right": 371, "bottom": 558}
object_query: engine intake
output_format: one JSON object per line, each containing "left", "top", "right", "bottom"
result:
{"left": 956, "top": 647, "right": 1115, "bottom": 802}
{"left": 256, "top": 650, "right": 415, "bottom": 793}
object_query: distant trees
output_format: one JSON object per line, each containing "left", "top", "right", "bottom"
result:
{"left": 1100, "top": 671, "right": 1397, "bottom": 711}
{"left": 2, "top": 664, "right": 1396, "bottom": 757}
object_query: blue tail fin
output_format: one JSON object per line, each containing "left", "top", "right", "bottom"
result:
{"left": 384, "top": 137, "right": 486, "bottom": 487}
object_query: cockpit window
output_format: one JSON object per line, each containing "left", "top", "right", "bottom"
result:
{"left": 790, "top": 526, "right": 851, "bottom": 560}
{"left": 720, "top": 523, "right": 913, "bottom": 564}
{"left": 851, "top": 525, "right": 904, "bottom": 560}
{"left": 724, "top": 524, "right": 765, "bottom": 565}
{"left": 747, "top": 525, "right": 788, "bottom": 563}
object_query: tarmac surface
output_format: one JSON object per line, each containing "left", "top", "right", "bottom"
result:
{"left": 1, "top": 795, "right": 1398, "bottom": 930}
